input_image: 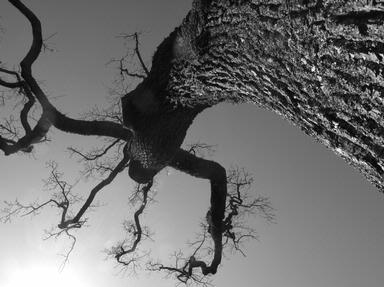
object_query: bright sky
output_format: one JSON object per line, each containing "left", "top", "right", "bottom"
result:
{"left": 0, "top": 1, "right": 383, "bottom": 287}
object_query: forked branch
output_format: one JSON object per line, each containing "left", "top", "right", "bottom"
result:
{"left": 58, "top": 144, "right": 130, "bottom": 229}
{"left": 170, "top": 148, "right": 227, "bottom": 276}
{"left": 145, "top": 152, "right": 274, "bottom": 285}
{"left": 1, "top": 145, "right": 131, "bottom": 268}
{"left": 0, "top": 0, "right": 132, "bottom": 157}
{"left": 108, "top": 181, "right": 153, "bottom": 268}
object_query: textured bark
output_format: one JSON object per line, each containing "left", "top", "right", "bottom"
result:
{"left": 132, "top": 0, "right": 384, "bottom": 192}
{"left": 2, "top": 0, "right": 382, "bottom": 279}
{"left": 3, "top": 0, "right": 382, "bottom": 192}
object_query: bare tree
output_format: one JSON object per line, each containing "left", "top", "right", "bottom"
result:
{"left": 0, "top": 0, "right": 383, "bottom": 285}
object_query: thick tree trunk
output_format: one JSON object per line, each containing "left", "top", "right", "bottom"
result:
{"left": 153, "top": 0, "right": 384, "bottom": 192}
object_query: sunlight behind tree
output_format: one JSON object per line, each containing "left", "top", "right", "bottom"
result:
{"left": 5, "top": 265, "right": 87, "bottom": 287}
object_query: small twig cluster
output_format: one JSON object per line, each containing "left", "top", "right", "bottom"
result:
{"left": 1, "top": 142, "right": 130, "bottom": 269}
{"left": 105, "top": 181, "right": 155, "bottom": 275}
{"left": 103, "top": 144, "right": 274, "bottom": 286}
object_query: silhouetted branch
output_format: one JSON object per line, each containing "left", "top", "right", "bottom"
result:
{"left": 119, "top": 59, "right": 147, "bottom": 79}
{"left": 114, "top": 181, "right": 153, "bottom": 264}
{"left": 0, "top": 66, "right": 39, "bottom": 150}
{"left": 0, "top": 198, "right": 58, "bottom": 223}
{"left": 0, "top": 0, "right": 133, "bottom": 157}
{"left": 147, "top": 251, "right": 212, "bottom": 287}
{"left": 59, "top": 144, "right": 130, "bottom": 229}
{"left": 0, "top": 117, "right": 19, "bottom": 139}
{"left": 68, "top": 138, "right": 127, "bottom": 180}
{"left": 132, "top": 32, "right": 150, "bottom": 76}
{"left": 41, "top": 32, "right": 57, "bottom": 53}
{"left": 44, "top": 225, "right": 79, "bottom": 271}
{"left": 120, "top": 32, "right": 150, "bottom": 76}
{"left": 106, "top": 181, "right": 154, "bottom": 274}
{"left": 1, "top": 161, "right": 77, "bottom": 223}
{"left": 0, "top": 161, "right": 84, "bottom": 268}
{"left": 185, "top": 142, "right": 216, "bottom": 158}
{"left": 169, "top": 149, "right": 227, "bottom": 277}
{"left": 82, "top": 102, "right": 124, "bottom": 124}
{"left": 148, "top": 162, "right": 274, "bottom": 285}
{"left": 1, "top": 145, "right": 130, "bottom": 268}
{"left": 112, "top": 32, "right": 150, "bottom": 83}
{"left": 68, "top": 139, "right": 121, "bottom": 161}
{"left": 0, "top": 67, "right": 23, "bottom": 89}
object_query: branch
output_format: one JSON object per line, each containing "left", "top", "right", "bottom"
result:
{"left": 147, "top": 251, "right": 213, "bottom": 287}
{"left": 0, "top": 67, "right": 35, "bottom": 134}
{"left": 1, "top": 161, "right": 84, "bottom": 225}
{"left": 44, "top": 226, "right": 79, "bottom": 271}
{"left": 2, "top": 153, "right": 130, "bottom": 268}
{"left": 119, "top": 59, "right": 147, "bottom": 79}
{"left": 170, "top": 149, "right": 227, "bottom": 276}
{"left": 68, "top": 139, "right": 121, "bottom": 161}
{"left": 112, "top": 181, "right": 153, "bottom": 266}
{"left": 185, "top": 142, "right": 216, "bottom": 158}
{"left": 0, "top": 198, "right": 59, "bottom": 223}
{"left": 0, "top": 117, "right": 19, "bottom": 139}
{"left": 114, "top": 32, "right": 150, "bottom": 82}
{"left": 130, "top": 32, "right": 150, "bottom": 76}
{"left": 152, "top": 157, "right": 273, "bottom": 285}
{"left": 58, "top": 230, "right": 77, "bottom": 271}
{"left": 0, "top": 113, "right": 51, "bottom": 155}
{"left": 0, "top": 67, "right": 23, "bottom": 89}
{"left": 4, "top": 0, "right": 132, "bottom": 156}
{"left": 58, "top": 144, "right": 130, "bottom": 229}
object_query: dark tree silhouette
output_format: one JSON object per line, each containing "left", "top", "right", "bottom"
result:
{"left": 0, "top": 0, "right": 383, "bottom": 285}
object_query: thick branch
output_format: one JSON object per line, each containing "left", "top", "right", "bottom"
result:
{"left": 0, "top": 67, "right": 23, "bottom": 88}
{"left": 170, "top": 148, "right": 227, "bottom": 275}
{"left": 0, "top": 114, "right": 50, "bottom": 155}
{"left": 7, "top": 0, "right": 132, "bottom": 150}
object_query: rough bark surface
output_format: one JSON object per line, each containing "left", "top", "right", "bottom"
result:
{"left": 1, "top": 0, "right": 382, "bottom": 280}
{"left": 2, "top": 0, "right": 383, "bottom": 192}
{"left": 133, "top": 0, "right": 384, "bottom": 192}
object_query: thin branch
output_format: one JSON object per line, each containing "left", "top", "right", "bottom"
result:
{"left": 0, "top": 198, "right": 58, "bottom": 223}
{"left": 43, "top": 224, "right": 80, "bottom": 271}
{"left": 68, "top": 139, "right": 121, "bottom": 161}
{"left": 42, "top": 32, "right": 58, "bottom": 52}
{"left": 186, "top": 142, "right": 216, "bottom": 158}
{"left": 119, "top": 59, "right": 146, "bottom": 79}
{"left": 59, "top": 230, "right": 77, "bottom": 270}
{"left": 0, "top": 67, "right": 23, "bottom": 89}
{"left": 107, "top": 181, "right": 153, "bottom": 271}
{"left": 131, "top": 32, "right": 149, "bottom": 76}
{"left": 114, "top": 32, "right": 150, "bottom": 81}
{"left": 58, "top": 144, "right": 130, "bottom": 229}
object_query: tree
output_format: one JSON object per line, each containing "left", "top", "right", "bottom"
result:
{"left": 0, "top": 0, "right": 383, "bottom": 285}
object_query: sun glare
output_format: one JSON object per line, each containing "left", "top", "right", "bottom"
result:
{"left": 6, "top": 265, "right": 85, "bottom": 287}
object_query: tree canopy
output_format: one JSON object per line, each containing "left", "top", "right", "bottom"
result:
{"left": 0, "top": 0, "right": 383, "bottom": 286}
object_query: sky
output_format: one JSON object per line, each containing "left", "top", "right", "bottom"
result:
{"left": 0, "top": 1, "right": 383, "bottom": 287}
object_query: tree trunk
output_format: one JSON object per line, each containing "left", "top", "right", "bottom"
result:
{"left": 149, "top": 0, "right": 384, "bottom": 192}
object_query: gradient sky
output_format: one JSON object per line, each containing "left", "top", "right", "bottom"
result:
{"left": 0, "top": 1, "right": 383, "bottom": 287}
